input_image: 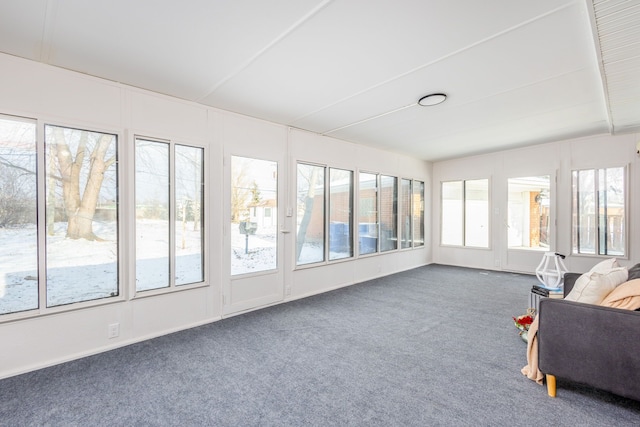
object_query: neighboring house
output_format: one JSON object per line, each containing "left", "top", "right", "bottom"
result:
{"left": 248, "top": 199, "right": 277, "bottom": 231}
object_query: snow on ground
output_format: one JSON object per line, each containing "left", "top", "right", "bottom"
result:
{"left": 231, "top": 223, "right": 276, "bottom": 275}
{"left": 2, "top": 220, "right": 338, "bottom": 315}
{"left": 0, "top": 220, "right": 203, "bottom": 315}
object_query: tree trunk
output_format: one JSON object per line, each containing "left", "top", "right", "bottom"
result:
{"left": 54, "top": 127, "right": 83, "bottom": 238}
{"left": 46, "top": 143, "right": 57, "bottom": 236}
{"left": 56, "top": 129, "right": 115, "bottom": 241}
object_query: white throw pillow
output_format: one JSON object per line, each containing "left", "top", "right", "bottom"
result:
{"left": 589, "top": 258, "right": 620, "bottom": 274}
{"left": 565, "top": 267, "right": 628, "bottom": 305}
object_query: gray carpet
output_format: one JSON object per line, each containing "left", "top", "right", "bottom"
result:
{"left": 1, "top": 264, "right": 639, "bottom": 426}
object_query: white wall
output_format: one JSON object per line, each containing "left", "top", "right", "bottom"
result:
{"left": 432, "top": 133, "right": 640, "bottom": 274}
{"left": 0, "top": 53, "right": 431, "bottom": 379}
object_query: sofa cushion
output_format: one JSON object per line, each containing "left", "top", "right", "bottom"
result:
{"left": 627, "top": 263, "right": 640, "bottom": 281}
{"left": 564, "top": 267, "right": 628, "bottom": 305}
{"left": 590, "top": 258, "right": 621, "bottom": 273}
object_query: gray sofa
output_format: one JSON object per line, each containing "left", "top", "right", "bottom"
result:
{"left": 537, "top": 268, "right": 640, "bottom": 401}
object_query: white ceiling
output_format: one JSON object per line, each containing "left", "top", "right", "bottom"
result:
{"left": 0, "top": 0, "right": 638, "bottom": 161}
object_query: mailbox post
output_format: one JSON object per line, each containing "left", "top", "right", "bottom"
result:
{"left": 239, "top": 221, "right": 258, "bottom": 254}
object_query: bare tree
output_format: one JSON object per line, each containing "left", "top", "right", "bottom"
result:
{"left": 0, "top": 164, "right": 35, "bottom": 227}
{"left": 49, "top": 126, "right": 116, "bottom": 241}
{"left": 231, "top": 158, "right": 251, "bottom": 223}
{"left": 0, "top": 120, "right": 37, "bottom": 228}
{"left": 250, "top": 180, "right": 261, "bottom": 205}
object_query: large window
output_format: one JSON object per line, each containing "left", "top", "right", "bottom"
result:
{"left": 175, "top": 145, "right": 204, "bottom": 283}
{"left": 380, "top": 175, "right": 398, "bottom": 252}
{"left": 358, "top": 172, "right": 378, "bottom": 255}
{"left": 329, "top": 168, "right": 353, "bottom": 260}
{"left": 297, "top": 163, "right": 325, "bottom": 265}
{"left": 441, "top": 179, "right": 489, "bottom": 248}
{"left": 0, "top": 116, "right": 38, "bottom": 315}
{"left": 296, "top": 165, "right": 422, "bottom": 264}
{"left": 1, "top": 119, "right": 120, "bottom": 315}
{"left": 135, "top": 137, "right": 204, "bottom": 291}
{"left": 412, "top": 180, "right": 425, "bottom": 247}
{"left": 508, "top": 176, "right": 550, "bottom": 250}
{"left": 400, "top": 179, "right": 413, "bottom": 249}
{"left": 46, "top": 125, "right": 119, "bottom": 306}
{"left": 572, "top": 167, "right": 625, "bottom": 256}
{"left": 231, "top": 156, "right": 277, "bottom": 275}
{"left": 398, "top": 178, "right": 424, "bottom": 249}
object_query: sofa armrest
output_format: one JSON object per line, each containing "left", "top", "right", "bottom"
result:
{"left": 562, "top": 272, "right": 581, "bottom": 296}
{"left": 538, "top": 298, "right": 640, "bottom": 401}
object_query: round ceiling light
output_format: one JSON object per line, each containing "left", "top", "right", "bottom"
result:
{"left": 418, "top": 93, "right": 447, "bottom": 106}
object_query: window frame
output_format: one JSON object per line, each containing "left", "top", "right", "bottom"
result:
{"left": 400, "top": 178, "right": 413, "bottom": 249}
{"left": 329, "top": 167, "right": 354, "bottom": 261}
{"left": 506, "top": 175, "right": 551, "bottom": 252}
{"left": 397, "top": 178, "right": 426, "bottom": 250}
{"left": 571, "top": 165, "right": 627, "bottom": 258}
{"left": 411, "top": 179, "right": 425, "bottom": 248}
{"left": 380, "top": 175, "right": 398, "bottom": 252}
{"left": 295, "top": 163, "right": 422, "bottom": 269}
{"left": 295, "top": 161, "right": 327, "bottom": 267}
{"left": 133, "top": 135, "right": 206, "bottom": 298}
{"left": 229, "top": 154, "right": 278, "bottom": 277}
{"left": 1, "top": 116, "right": 126, "bottom": 321}
{"left": 358, "top": 170, "right": 379, "bottom": 256}
{"left": 440, "top": 178, "right": 490, "bottom": 249}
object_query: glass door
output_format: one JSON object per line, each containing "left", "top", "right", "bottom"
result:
{"left": 224, "top": 154, "right": 284, "bottom": 315}
{"left": 503, "top": 174, "right": 555, "bottom": 272}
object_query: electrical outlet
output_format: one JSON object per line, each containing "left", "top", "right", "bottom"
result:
{"left": 285, "top": 287, "right": 291, "bottom": 296}
{"left": 108, "top": 323, "right": 120, "bottom": 339}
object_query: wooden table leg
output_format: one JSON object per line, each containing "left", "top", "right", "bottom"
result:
{"left": 546, "top": 374, "right": 556, "bottom": 397}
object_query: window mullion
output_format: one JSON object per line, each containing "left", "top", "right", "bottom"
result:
{"left": 594, "top": 169, "right": 601, "bottom": 255}
{"left": 575, "top": 172, "right": 581, "bottom": 254}
{"left": 462, "top": 181, "right": 466, "bottom": 247}
{"left": 169, "top": 142, "right": 176, "bottom": 288}
{"left": 603, "top": 169, "right": 608, "bottom": 255}
{"left": 324, "top": 166, "right": 330, "bottom": 263}
{"left": 37, "top": 120, "right": 47, "bottom": 313}
{"left": 376, "top": 174, "right": 381, "bottom": 252}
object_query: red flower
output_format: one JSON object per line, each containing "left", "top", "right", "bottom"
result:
{"left": 513, "top": 315, "right": 534, "bottom": 328}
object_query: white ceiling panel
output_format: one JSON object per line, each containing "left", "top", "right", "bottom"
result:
{"left": 0, "top": 0, "right": 49, "bottom": 60}
{"left": 0, "top": 0, "right": 637, "bottom": 160}
{"left": 294, "top": 2, "right": 597, "bottom": 135}
{"left": 201, "top": 0, "right": 583, "bottom": 122}
{"left": 330, "top": 67, "right": 607, "bottom": 159}
{"left": 37, "top": 0, "right": 327, "bottom": 99}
